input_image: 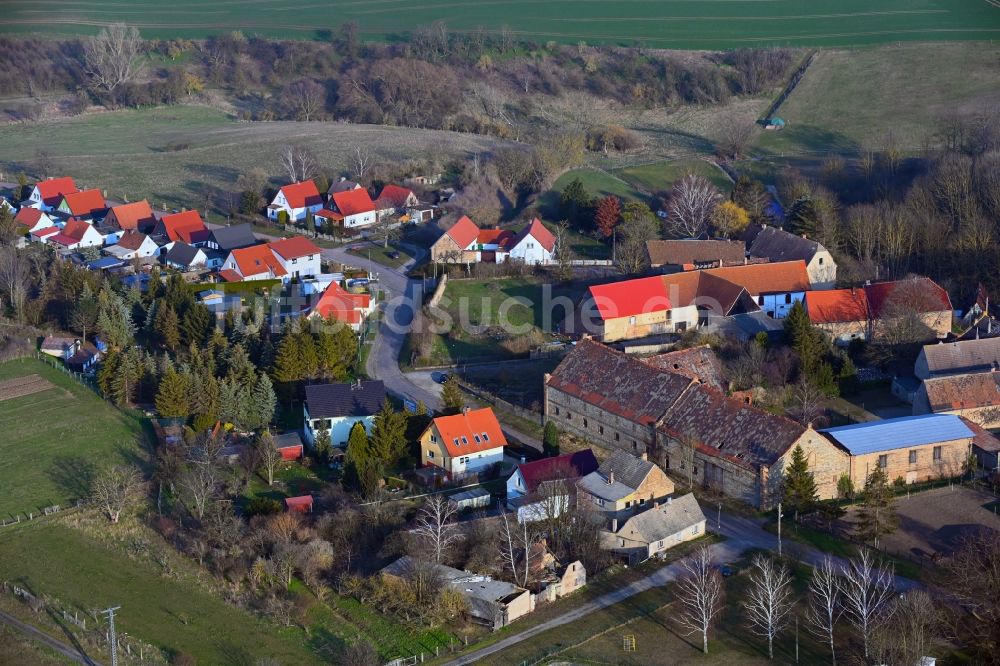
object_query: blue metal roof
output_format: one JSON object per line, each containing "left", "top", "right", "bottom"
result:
{"left": 821, "top": 414, "right": 973, "bottom": 455}
{"left": 87, "top": 257, "right": 125, "bottom": 270}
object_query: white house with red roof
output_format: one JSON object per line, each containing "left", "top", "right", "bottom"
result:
{"left": 15, "top": 207, "right": 55, "bottom": 235}
{"left": 508, "top": 218, "right": 557, "bottom": 265}
{"left": 48, "top": 219, "right": 104, "bottom": 250}
{"left": 25, "top": 177, "right": 77, "bottom": 211}
{"left": 419, "top": 407, "right": 508, "bottom": 480}
{"left": 153, "top": 210, "right": 209, "bottom": 245}
{"left": 375, "top": 184, "right": 419, "bottom": 216}
{"left": 308, "top": 282, "right": 373, "bottom": 331}
{"left": 329, "top": 188, "right": 377, "bottom": 228}
{"left": 268, "top": 181, "right": 324, "bottom": 223}
{"left": 506, "top": 449, "right": 599, "bottom": 522}
{"left": 267, "top": 237, "right": 322, "bottom": 279}
{"left": 219, "top": 244, "right": 288, "bottom": 282}
{"left": 56, "top": 189, "right": 107, "bottom": 222}
{"left": 104, "top": 231, "right": 159, "bottom": 260}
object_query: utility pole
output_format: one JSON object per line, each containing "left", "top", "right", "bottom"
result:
{"left": 777, "top": 502, "right": 784, "bottom": 557}
{"left": 717, "top": 502, "right": 721, "bottom": 530}
{"left": 102, "top": 606, "right": 121, "bottom": 666}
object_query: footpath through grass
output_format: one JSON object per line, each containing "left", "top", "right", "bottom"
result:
{"left": 0, "top": 357, "right": 145, "bottom": 518}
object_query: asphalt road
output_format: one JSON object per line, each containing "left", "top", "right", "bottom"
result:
{"left": 441, "top": 510, "right": 917, "bottom": 666}
{"left": 0, "top": 610, "right": 101, "bottom": 665}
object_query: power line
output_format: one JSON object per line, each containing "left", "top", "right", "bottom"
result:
{"left": 101, "top": 606, "right": 121, "bottom": 666}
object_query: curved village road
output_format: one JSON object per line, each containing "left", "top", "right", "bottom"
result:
{"left": 0, "top": 610, "right": 101, "bottom": 665}
{"left": 441, "top": 511, "right": 917, "bottom": 666}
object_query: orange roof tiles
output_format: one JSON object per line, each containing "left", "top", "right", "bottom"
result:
{"left": 445, "top": 215, "right": 479, "bottom": 249}
{"left": 34, "top": 177, "right": 76, "bottom": 204}
{"left": 589, "top": 276, "right": 671, "bottom": 320}
{"left": 61, "top": 189, "right": 106, "bottom": 217}
{"left": 108, "top": 200, "right": 155, "bottom": 231}
{"left": 475, "top": 228, "right": 515, "bottom": 248}
{"left": 312, "top": 283, "right": 369, "bottom": 324}
{"left": 61, "top": 218, "right": 94, "bottom": 242}
{"left": 331, "top": 188, "right": 376, "bottom": 216}
{"left": 518, "top": 218, "right": 556, "bottom": 253}
{"left": 702, "top": 260, "right": 810, "bottom": 295}
{"left": 432, "top": 407, "right": 507, "bottom": 457}
{"left": 160, "top": 210, "right": 207, "bottom": 243}
{"left": 280, "top": 181, "right": 322, "bottom": 209}
{"left": 268, "top": 236, "right": 320, "bottom": 261}
{"left": 230, "top": 244, "right": 287, "bottom": 278}
{"left": 15, "top": 207, "right": 44, "bottom": 227}
{"left": 805, "top": 289, "right": 870, "bottom": 324}
{"left": 377, "top": 184, "right": 415, "bottom": 208}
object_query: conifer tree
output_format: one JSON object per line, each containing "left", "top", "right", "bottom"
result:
{"left": 249, "top": 372, "right": 277, "bottom": 430}
{"left": 272, "top": 332, "right": 305, "bottom": 384}
{"left": 543, "top": 421, "right": 560, "bottom": 456}
{"left": 781, "top": 444, "right": 817, "bottom": 522}
{"left": 855, "top": 466, "right": 898, "bottom": 548}
{"left": 155, "top": 304, "right": 181, "bottom": 352}
{"left": 155, "top": 369, "right": 191, "bottom": 419}
{"left": 369, "top": 399, "right": 408, "bottom": 467}
{"left": 441, "top": 375, "right": 463, "bottom": 415}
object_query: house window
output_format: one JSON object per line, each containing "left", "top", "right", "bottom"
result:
{"left": 878, "top": 454, "right": 888, "bottom": 469}
{"left": 657, "top": 540, "right": 664, "bottom": 549}
{"left": 474, "top": 434, "right": 481, "bottom": 443}
{"left": 555, "top": 406, "right": 560, "bottom": 416}
{"left": 909, "top": 450, "right": 917, "bottom": 464}
{"left": 583, "top": 418, "right": 588, "bottom": 428}
{"left": 625, "top": 501, "right": 631, "bottom": 508}
{"left": 615, "top": 432, "right": 620, "bottom": 441}
{"left": 784, "top": 293, "right": 792, "bottom": 304}
{"left": 482, "top": 433, "right": 490, "bottom": 442}
{"left": 629, "top": 316, "right": 636, "bottom": 325}
{"left": 818, "top": 257, "right": 824, "bottom": 265}
{"left": 461, "top": 436, "right": 468, "bottom": 445}
{"left": 639, "top": 498, "right": 646, "bottom": 506}
{"left": 599, "top": 425, "right": 604, "bottom": 435}
{"left": 691, "top": 525, "right": 699, "bottom": 535}
{"left": 933, "top": 446, "right": 942, "bottom": 461}
{"left": 428, "top": 451, "right": 435, "bottom": 459}
{"left": 632, "top": 441, "right": 637, "bottom": 450}
{"left": 758, "top": 296, "right": 764, "bottom": 306}
{"left": 430, "top": 434, "right": 437, "bottom": 443}
{"left": 453, "top": 438, "right": 460, "bottom": 447}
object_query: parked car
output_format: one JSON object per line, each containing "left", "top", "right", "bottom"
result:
{"left": 387, "top": 250, "right": 401, "bottom": 260}
{"left": 434, "top": 372, "right": 452, "bottom": 384}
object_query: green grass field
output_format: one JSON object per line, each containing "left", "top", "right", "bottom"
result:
{"left": 0, "top": 357, "right": 145, "bottom": 518}
{"left": 615, "top": 160, "right": 733, "bottom": 195}
{"left": 3, "top": 0, "right": 997, "bottom": 47}
{"left": 755, "top": 42, "right": 1000, "bottom": 156}
{"left": 0, "top": 522, "right": 325, "bottom": 665}
{"left": 0, "top": 105, "right": 508, "bottom": 212}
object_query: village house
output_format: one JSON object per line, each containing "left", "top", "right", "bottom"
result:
{"left": 48, "top": 219, "right": 104, "bottom": 250}
{"left": 913, "top": 373, "right": 1000, "bottom": 427}
{"left": 200, "top": 223, "right": 258, "bottom": 254}
{"left": 327, "top": 178, "right": 361, "bottom": 197}
{"left": 266, "top": 237, "right": 322, "bottom": 280}
{"left": 375, "top": 184, "right": 419, "bottom": 216}
{"left": 744, "top": 225, "right": 837, "bottom": 289}
{"left": 645, "top": 239, "right": 746, "bottom": 270}
{"left": 419, "top": 407, "right": 507, "bottom": 481}
{"left": 430, "top": 215, "right": 480, "bottom": 263}
{"left": 533, "top": 553, "right": 586, "bottom": 603}
{"left": 329, "top": 188, "right": 377, "bottom": 228}
{"left": 162, "top": 242, "right": 209, "bottom": 271}
{"left": 506, "top": 449, "right": 599, "bottom": 522}
{"left": 31, "top": 226, "right": 62, "bottom": 244}
{"left": 267, "top": 180, "right": 324, "bottom": 223}
{"left": 430, "top": 216, "right": 556, "bottom": 265}
{"left": 219, "top": 244, "right": 287, "bottom": 282}
{"left": 706, "top": 261, "right": 811, "bottom": 319}
{"left": 153, "top": 210, "right": 209, "bottom": 246}
{"left": 15, "top": 207, "right": 55, "bottom": 235}
{"left": 600, "top": 492, "right": 707, "bottom": 564}
{"left": 56, "top": 189, "right": 107, "bottom": 222}
{"left": 915, "top": 337, "right": 1000, "bottom": 380}
{"left": 507, "top": 218, "right": 557, "bottom": 265}
{"left": 820, "top": 414, "right": 974, "bottom": 486}
{"left": 545, "top": 339, "right": 849, "bottom": 508}
{"left": 104, "top": 200, "right": 157, "bottom": 234}
{"left": 308, "top": 282, "right": 373, "bottom": 331}
{"left": 25, "top": 177, "right": 77, "bottom": 211}
{"left": 104, "top": 231, "right": 159, "bottom": 260}
{"left": 302, "top": 380, "right": 386, "bottom": 447}
{"left": 577, "top": 449, "right": 675, "bottom": 520}
{"left": 41, "top": 336, "right": 103, "bottom": 372}
{"left": 805, "top": 277, "right": 953, "bottom": 344}
{"left": 381, "top": 556, "right": 532, "bottom": 630}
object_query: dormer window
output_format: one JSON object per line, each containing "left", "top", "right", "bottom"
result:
{"left": 482, "top": 433, "right": 489, "bottom": 442}
{"left": 453, "top": 438, "right": 460, "bottom": 447}
{"left": 474, "top": 434, "right": 481, "bottom": 443}
{"left": 461, "top": 436, "right": 469, "bottom": 445}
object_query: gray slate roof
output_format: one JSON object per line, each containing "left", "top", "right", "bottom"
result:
{"left": 381, "top": 556, "right": 520, "bottom": 603}
{"left": 210, "top": 223, "right": 259, "bottom": 252}
{"left": 645, "top": 239, "right": 745, "bottom": 267}
{"left": 163, "top": 241, "right": 203, "bottom": 267}
{"left": 747, "top": 225, "right": 826, "bottom": 264}
{"left": 609, "top": 493, "right": 706, "bottom": 544}
{"left": 305, "top": 380, "right": 386, "bottom": 419}
{"left": 578, "top": 450, "right": 655, "bottom": 501}
{"left": 919, "top": 338, "right": 1000, "bottom": 377}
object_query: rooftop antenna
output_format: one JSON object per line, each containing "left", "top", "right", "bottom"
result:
{"left": 102, "top": 606, "right": 121, "bottom": 666}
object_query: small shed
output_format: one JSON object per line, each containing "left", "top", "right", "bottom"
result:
{"left": 284, "top": 495, "right": 313, "bottom": 513}
{"left": 448, "top": 488, "right": 491, "bottom": 511}
{"left": 765, "top": 117, "right": 786, "bottom": 131}
{"left": 275, "top": 432, "right": 304, "bottom": 461}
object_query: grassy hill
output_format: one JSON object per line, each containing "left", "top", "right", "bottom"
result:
{"left": 2, "top": 0, "right": 997, "bottom": 47}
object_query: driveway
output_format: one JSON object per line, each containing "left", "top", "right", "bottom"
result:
{"left": 441, "top": 509, "right": 916, "bottom": 666}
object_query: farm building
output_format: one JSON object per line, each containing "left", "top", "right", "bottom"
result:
{"left": 600, "top": 492, "right": 707, "bottom": 564}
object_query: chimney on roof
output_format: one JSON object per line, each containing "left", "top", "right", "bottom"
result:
{"left": 611, "top": 518, "right": 618, "bottom": 532}
{"left": 666, "top": 496, "right": 672, "bottom": 504}
{"left": 608, "top": 470, "right": 615, "bottom": 485}
{"left": 462, "top": 406, "right": 470, "bottom": 415}
{"left": 520, "top": 455, "right": 526, "bottom": 464}
{"left": 640, "top": 451, "right": 647, "bottom": 461}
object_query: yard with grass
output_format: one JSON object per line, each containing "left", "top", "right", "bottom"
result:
{"left": 614, "top": 159, "right": 733, "bottom": 196}
{"left": 0, "top": 105, "right": 509, "bottom": 213}
{"left": 0, "top": 357, "right": 145, "bottom": 519}
{"left": 5, "top": 0, "right": 996, "bottom": 47}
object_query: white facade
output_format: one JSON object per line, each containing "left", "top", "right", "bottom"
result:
{"left": 344, "top": 210, "right": 377, "bottom": 228}
{"left": 274, "top": 252, "right": 321, "bottom": 280}
{"left": 447, "top": 446, "right": 504, "bottom": 475}
{"left": 756, "top": 291, "right": 805, "bottom": 319}
{"left": 508, "top": 235, "right": 553, "bottom": 265}
{"left": 19, "top": 211, "right": 55, "bottom": 234}
{"left": 303, "top": 412, "right": 376, "bottom": 447}
{"left": 267, "top": 190, "right": 322, "bottom": 222}
{"left": 105, "top": 236, "right": 159, "bottom": 260}
{"left": 806, "top": 253, "right": 837, "bottom": 290}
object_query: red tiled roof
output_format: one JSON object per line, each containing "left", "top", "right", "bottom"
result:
{"left": 230, "top": 244, "right": 286, "bottom": 279}
{"left": 315, "top": 209, "right": 343, "bottom": 220}
{"left": 922, "top": 373, "right": 1000, "bottom": 412}
{"left": 432, "top": 407, "right": 507, "bottom": 457}
{"left": 48, "top": 233, "right": 80, "bottom": 247}
{"left": 589, "top": 276, "right": 671, "bottom": 320}
{"left": 61, "top": 189, "right": 106, "bottom": 217}
{"left": 311, "top": 282, "right": 369, "bottom": 324}
{"left": 159, "top": 210, "right": 207, "bottom": 243}
{"left": 15, "top": 207, "right": 43, "bottom": 227}
{"left": 218, "top": 269, "right": 243, "bottom": 283}
{"left": 33, "top": 226, "right": 60, "bottom": 238}
{"left": 108, "top": 200, "right": 155, "bottom": 231}
{"left": 517, "top": 218, "right": 556, "bottom": 253}
{"left": 517, "top": 450, "right": 598, "bottom": 494}
{"left": 702, "top": 260, "right": 810, "bottom": 296}
{"left": 115, "top": 231, "right": 149, "bottom": 251}
{"left": 805, "top": 288, "right": 870, "bottom": 324}
{"left": 280, "top": 181, "right": 322, "bottom": 209}
{"left": 35, "top": 177, "right": 76, "bottom": 204}
{"left": 268, "top": 236, "right": 320, "bottom": 261}
{"left": 284, "top": 495, "right": 313, "bottom": 512}
{"left": 376, "top": 184, "right": 415, "bottom": 208}
{"left": 475, "top": 228, "right": 516, "bottom": 248}
{"left": 61, "top": 218, "right": 94, "bottom": 242}
{"left": 445, "top": 215, "right": 480, "bottom": 249}
{"left": 865, "top": 277, "right": 952, "bottom": 317}
{"left": 332, "top": 188, "right": 376, "bottom": 216}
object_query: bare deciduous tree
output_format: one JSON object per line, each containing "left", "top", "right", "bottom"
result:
{"left": 0, "top": 246, "right": 31, "bottom": 322}
{"left": 178, "top": 461, "right": 218, "bottom": 521}
{"left": 786, "top": 378, "right": 825, "bottom": 426}
{"left": 83, "top": 23, "right": 144, "bottom": 94}
{"left": 743, "top": 554, "right": 794, "bottom": 660}
{"left": 91, "top": 464, "right": 143, "bottom": 523}
{"left": 676, "top": 545, "right": 723, "bottom": 654}
{"left": 870, "top": 590, "right": 940, "bottom": 666}
{"left": 280, "top": 145, "right": 319, "bottom": 183}
{"left": 497, "top": 508, "right": 538, "bottom": 588}
{"left": 287, "top": 78, "right": 325, "bottom": 121}
{"left": 840, "top": 549, "right": 895, "bottom": 662}
{"left": 351, "top": 146, "right": 373, "bottom": 181}
{"left": 805, "top": 556, "right": 842, "bottom": 666}
{"left": 255, "top": 431, "right": 282, "bottom": 486}
{"left": 943, "top": 530, "right": 1000, "bottom": 659}
{"left": 413, "top": 494, "right": 461, "bottom": 564}
{"left": 666, "top": 174, "right": 722, "bottom": 238}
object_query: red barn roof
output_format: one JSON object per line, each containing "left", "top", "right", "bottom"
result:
{"left": 865, "top": 277, "right": 952, "bottom": 316}
{"left": 475, "top": 228, "right": 516, "bottom": 248}
{"left": 431, "top": 407, "right": 507, "bottom": 457}
{"left": 702, "top": 260, "right": 810, "bottom": 296}
{"left": 516, "top": 449, "right": 598, "bottom": 494}
{"left": 284, "top": 495, "right": 313, "bottom": 513}
{"left": 280, "top": 181, "right": 322, "bottom": 209}
{"left": 589, "top": 276, "right": 671, "bottom": 320}
{"left": 311, "top": 282, "right": 369, "bottom": 324}
{"left": 15, "top": 207, "right": 44, "bottom": 227}
{"left": 159, "top": 210, "right": 207, "bottom": 243}
{"left": 61, "top": 189, "right": 106, "bottom": 217}
{"left": 331, "top": 188, "right": 376, "bottom": 216}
